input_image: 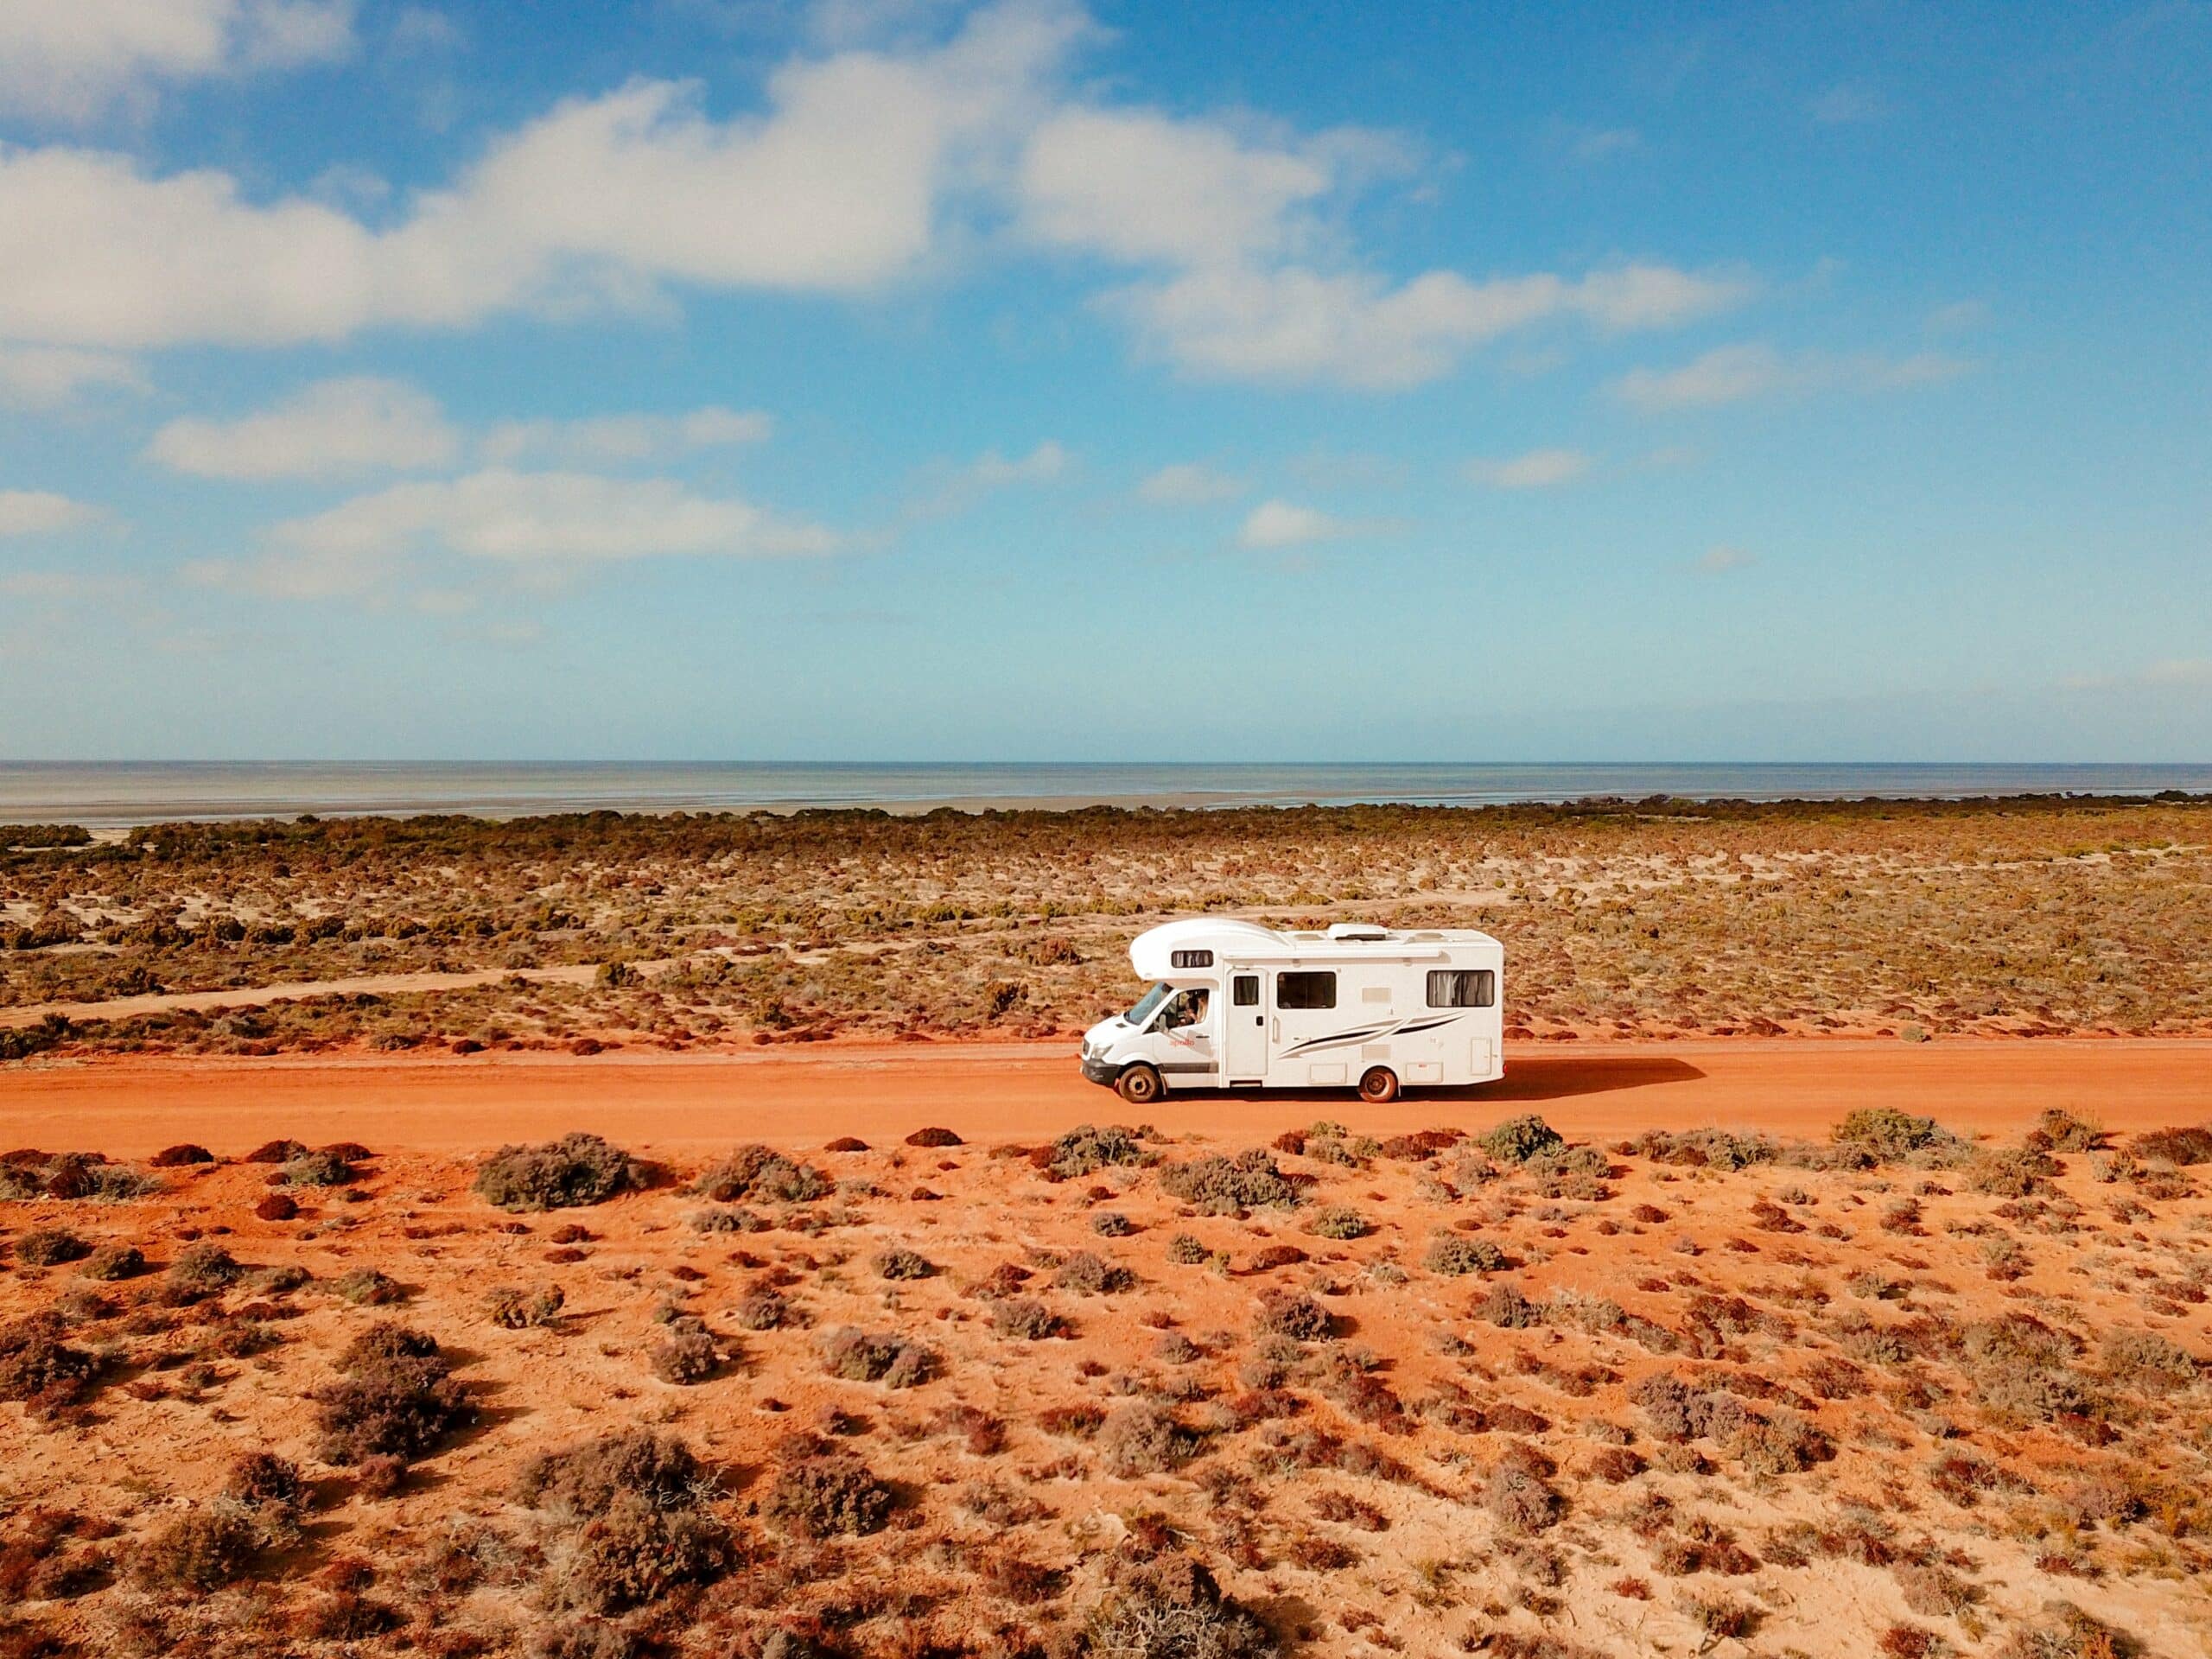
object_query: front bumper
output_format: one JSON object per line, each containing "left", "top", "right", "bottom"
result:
{"left": 1080, "top": 1054, "right": 1119, "bottom": 1087}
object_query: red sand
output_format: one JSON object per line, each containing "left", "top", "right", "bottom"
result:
{"left": 2, "top": 1036, "right": 2204, "bottom": 1157}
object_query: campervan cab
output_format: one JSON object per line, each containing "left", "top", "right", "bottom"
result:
{"left": 1078, "top": 918, "right": 1504, "bottom": 1104}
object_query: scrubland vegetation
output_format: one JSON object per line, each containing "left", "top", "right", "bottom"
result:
{"left": 2, "top": 792, "right": 2209, "bottom": 1058}
{"left": 1, "top": 1108, "right": 2208, "bottom": 1656}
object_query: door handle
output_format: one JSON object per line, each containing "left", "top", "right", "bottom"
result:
{"left": 1254, "top": 1015, "right": 1263, "bottom": 1026}
{"left": 1270, "top": 1018, "right": 1280, "bottom": 1041}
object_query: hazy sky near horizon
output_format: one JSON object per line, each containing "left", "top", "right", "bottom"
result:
{"left": 0, "top": 0, "right": 2206, "bottom": 761}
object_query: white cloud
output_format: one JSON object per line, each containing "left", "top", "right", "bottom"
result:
{"left": 275, "top": 469, "right": 836, "bottom": 564}
{"left": 0, "top": 344, "right": 144, "bottom": 409}
{"left": 1237, "top": 499, "right": 1372, "bottom": 549}
{"left": 1019, "top": 107, "right": 1331, "bottom": 268}
{"left": 148, "top": 376, "right": 459, "bottom": 480}
{"left": 480, "top": 406, "right": 773, "bottom": 466}
{"left": 1611, "top": 342, "right": 1967, "bottom": 411}
{"left": 0, "top": 0, "right": 353, "bottom": 124}
{"left": 1464, "top": 448, "right": 1591, "bottom": 489}
{"left": 1694, "top": 544, "right": 1758, "bottom": 575}
{"left": 1137, "top": 462, "right": 1244, "bottom": 505}
{"left": 211, "top": 469, "right": 837, "bottom": 598}
{"left": 1927, "top": 299, "right": 1989, "bottom": 334}
{"left": 910, "top": 439, "right": 1069, "bottom": 515}
{"left": 0, "top": 0, "right": 1084, "bottom": 349}
{"left": 1112, "top": 262, "right": 1749, "bottom": 391}
{"left": 0, "top": 490, "right": 102, "bottom": 537}
{"left": 0, "top": 569, "right": 135, "bottom": 600}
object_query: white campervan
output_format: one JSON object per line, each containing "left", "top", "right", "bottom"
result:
{"left": 1078, "top": 918, "right": 1504, "bottom": 1105}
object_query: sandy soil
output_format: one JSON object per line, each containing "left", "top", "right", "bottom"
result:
{"left": 0, "top": 1077, "right": 2207, "bottom": 1659}
{"left": 0, "top": 1038, "right": 2207, "bottom": 1158}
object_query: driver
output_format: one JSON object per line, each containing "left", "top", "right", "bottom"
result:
{"left": 1163, "top": 988, "right": 1209, "bottom": 1030}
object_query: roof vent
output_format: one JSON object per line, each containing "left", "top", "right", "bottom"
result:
{"left": 1326, "top": 922, "right": 1389, "bottom": 942}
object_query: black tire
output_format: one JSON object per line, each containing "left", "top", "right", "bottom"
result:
{"left": 1358, "top": 1066, "right": 1400, "bottom": 1104}
{"left": 1115, "top": 1063, "right": 1163, "bottom": 1106}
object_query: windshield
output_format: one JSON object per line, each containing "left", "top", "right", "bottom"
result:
{"left": 1125, "top": 982, "right": 1172, "bottom": 1027}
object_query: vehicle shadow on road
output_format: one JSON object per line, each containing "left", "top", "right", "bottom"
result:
{"left": 1205, "top": 1054, "right": 1702, "bottom": 1109}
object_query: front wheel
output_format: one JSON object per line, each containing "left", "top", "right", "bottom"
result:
{"left": 1115, "top": 1063, "right": 1163, "bottom": 1105}
{"left": 1358, "top": 1066, "right": 1400, "bottom": 1104}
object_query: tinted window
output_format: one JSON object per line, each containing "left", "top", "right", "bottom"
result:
{"left": 1277, "top": 970, "right": 1336, "bottom": 1009}
{"left": 1427, "top": 969, "right": 1496, "bottom": 1008}
{"left": 1170, "top": 949, "right": 1214, "bottom": 969}
{"left": 1232, "top": 976, "right": 1260, "bottom": 1007}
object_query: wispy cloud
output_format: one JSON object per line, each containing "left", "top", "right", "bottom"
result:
{"left": 1463, "top": 448, "right": 1592, "bottom": 490}
{"left": 0, "top": 344, "right": 144, "bottom": 409}
{"left": 1808, "top": 82, "right": 1889, "bottom": 125}
{"left": 0, "top": 489, "right": 104, "bottom": 537}
{"left": 910, "top": 440, "right": 1071, "bottom": 516}
{"left": 1692, "top": 544, "right": 1758, "bottom": 575}
{"left": 1611, "top": 342, "right": 1967, "bottom": 412}
{"left": 0, "top": 0, "right": 355, "bottom": 124}
{"left": 149, "top": 376, "right": 459, "bottom": 480}
{"left": 481, "top": 406, "right": 772, "bottom": 467}
{"left": 1136, "top": 461, "right": 1244, "bottom": 505}
{"left": 1236, "top": 499, "right": 1394, "bottom": 550}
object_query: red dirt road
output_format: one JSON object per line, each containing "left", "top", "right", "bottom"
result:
{"left": 1, "top": 1037, "right": 2206, "bottom": 1157}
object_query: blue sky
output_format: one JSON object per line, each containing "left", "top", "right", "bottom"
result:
{"left": 0, "top": 0, "right": 2205, "bottom": 760}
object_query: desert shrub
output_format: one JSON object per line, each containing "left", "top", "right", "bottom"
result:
{"left": 148, "top": 1144, "right": 215, "bottom": 1168}
{"left": 313, "top": 1322, "right": 471, "bottom": 1465}
{"left": 1480, "top": 1115, "right": 1564, "bottom": 1165}
{"left": 905, "top": 1126, "right": 963, "bottom": 1147}
{"left": 1253, "top": 1288, "right": 1332, "bottom": 1342}
{"left": 15, "top": 1228, "right": 89, "bottom": 1268}
{"left": 486, "top": 1284, "right": 566, "bottom": 1328}
{"left": 1968, "top": 1147, "right": 2059, "bottom": 1198}
{"left": 873, "top": 1247, "right": 938, "bottom": 1281}
{"left": 280, "top": 1149, "right": 356, "bottom": 1187}
{"left": 519, "top": 1428, "right": 710, "bottom": 1516}
{"left": 167, "top": 1242, "right": 243, "bottom": 1297}
{"left": 992, "top": 1298, "right": 1065, "bottom": 1340}
{"left": 1165, "top": 1234, "right": 1210, "bottom": 1265}
{"left": 227, "top": 1452, "right": 309, "bottom": 1515}
{"left": 1993, "top": 1601, "right": 2137, "bottom": 1659}
{"left": 1681, "top": 1591, "right": 1759, "bottom": 1640}
{"left": 476, "top": 1134, "right": 646, "bottom": 1211}
{"left": 78, "top": 1240, "right": 146, "bottom": 1280}
{"left": 2101, "top": 1329, "right": 2199, "bottom": 1395}
{"left": 1961, "top": 1314, "right": 2091, "bottom": 1424}
{"left": 0, "top": 1313, "right": 99, "bottom": 1406}
{"left": 1309, "top": 1205, "right": 1370, "bottom": 1241}
{"left": 244, "top": 1139, "right": 308, "bottom": 1164}
{"left": 1478, "top": 1282, "right": 1539, "bottom": 1327}
{"left": 1049, "top": 1123, "right": 1152, "bottom": 1179}
{"left": 1055, "top": 1250, "right": 1136, "bottom": 1294}
{"left": 690, "top": 1205, "right": 766, "bottom": 1233}
{"left": 332, "top": 1268, "right": 404, "bottom": 1306}
{"left": 2132, "top": 1124, "right": 2212, "bottom": 1166}
{"left": 651, "top": 1320, "right": 719, "bottom": 1384}
{"left": 1076, "top": 1554, "right": 1274, "bottom": 1659}
{"left": 819, "top": 1327, "right": 936, "bottom": 1387}
{"left": 1484, "top": 1455, "right": 1564, "bottom": 1533}
{"left": 1092, "top": 1211, "right": 1135, "bottom": 1237}
{"left": 1624, "top": 1128, "right": 1778, "bottom": 1170}
{"left": 2030, "top": 1110, "right": 2102, "bottom": 1153}
{"left": 1834, "top": 1109, "right": 1961, "bottom": 1161}
{"left": 1311, "top": 1490, "right": 1387, "bottom": 1529}
{"left": 251, "top": 1262, "right": 309, "bottom": 1294}
{"left": 691, "top": 1145, "right": 830, "bottom": 1205}
{"left": 1425, "top": 1233, "right": 1506, "bottom": 1276}
{"left": 1727, "top": 1409, "right": 1832, "bottom": 1476}
{"left": 763, "top": 1451, "right": 893, "bottom": 1538}
{"left": 518, "top": 1430, "right": 728, "bottom": 1612}
{"left": 1101, "top": 1402, "right": 1201, "bottom": 1477}
{"left": 254, "top": 1192, "right": 299, "bottom": 1221}
{"left": 129, "top": 1504, "right": 262, "bottom": 1592}
{"left": 734, "top": 1289, "right": 788, "bottom": 1331}
{"left": 1160, "top": 1149, "right": 1299, "bottom": 1211}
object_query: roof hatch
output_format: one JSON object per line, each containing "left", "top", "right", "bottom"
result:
{"left": 1325, "top": 922, "right": 1389, "bottom": 941}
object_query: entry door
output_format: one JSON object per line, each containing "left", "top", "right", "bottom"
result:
{"left": 1224, "top": 973, "right": 1267, "bottom": 1083}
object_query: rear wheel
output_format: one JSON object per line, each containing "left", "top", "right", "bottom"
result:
{"left": 1115, "top": 1063, "right": 1163, "bottom": 1105}
{"left": 1358, "top": 1065, "right": 1400, "bottom": 1104}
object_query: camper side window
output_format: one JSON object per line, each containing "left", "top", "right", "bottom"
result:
{"left": 1276, "top": 970, "right": 1336, "bottom": 1009}
{"left": 1427, "top": 969, "right": 1496, "bottom": 1008}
